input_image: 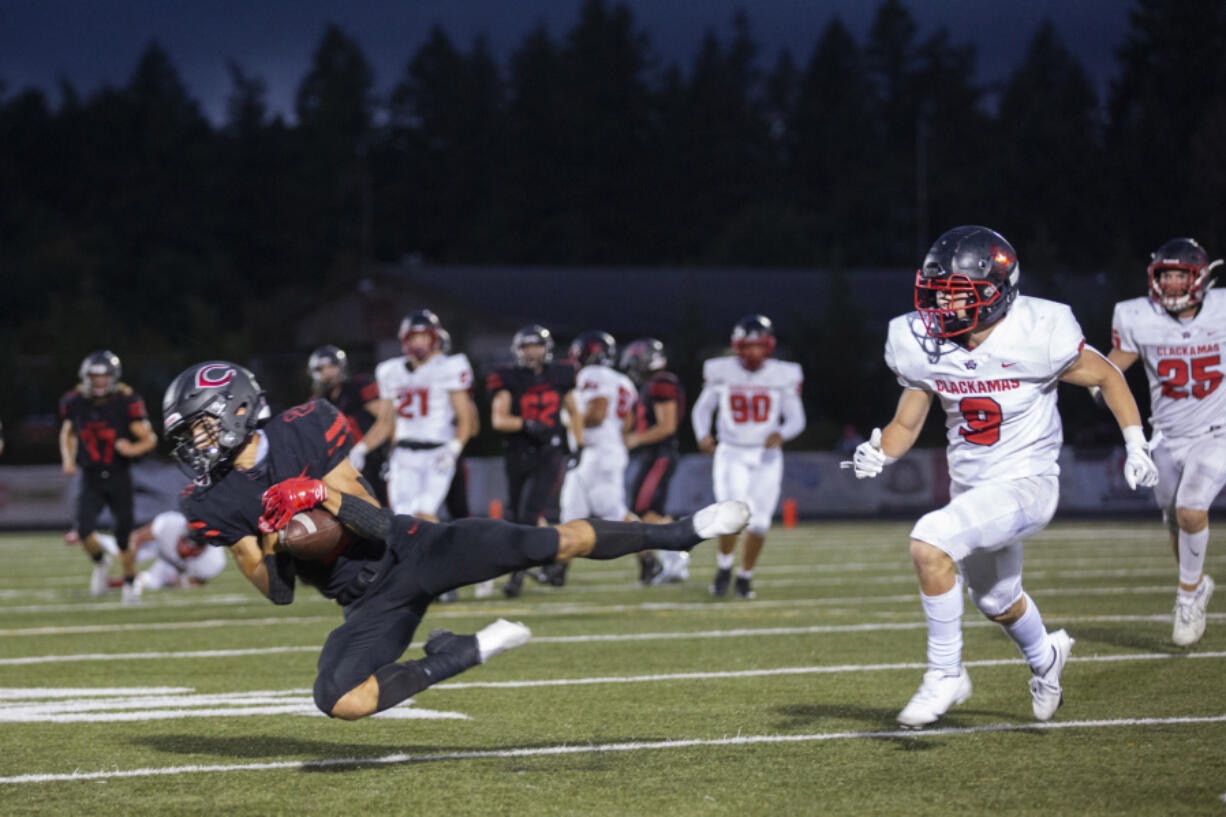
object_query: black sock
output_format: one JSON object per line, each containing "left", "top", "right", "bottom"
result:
{"left": 373, "top": 632, "right": 480, "bottom": 712}
{"left": 587, "top": 518, "right": 700, "bottom": 559}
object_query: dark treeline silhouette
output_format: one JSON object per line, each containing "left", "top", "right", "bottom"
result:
{"left": 1, "top": 0, "right": 1224, "bottom": 461}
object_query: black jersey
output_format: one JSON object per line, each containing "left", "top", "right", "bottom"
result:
{"left": 634, "top": 372, "right": 685, "bottom": 450}
{"left": 58, "top": 385, "right": 148, "bottom": 471}
{"left": 486, "top": 363, "right": 575, "bottom": 452}
{"left": 319, "top": 374, "right": 381, "bottom": 438}
{"left": 179, "top": 398, "right": 387, "bottom": 600}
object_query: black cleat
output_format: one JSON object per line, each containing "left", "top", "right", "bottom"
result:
{"left": 734, "top": 576, "right": 756, "bottom": 599}
{"left": 539, "top": 562, "right": 568, "bottom": 587}
{"left": 709, "top": 567, "right": 732, "bottom": 597}
{"left": 422, "top": 628, "right": 481, "bottom": 676}
{"left": 502, "top": 571, "right": 526, "bottom": 598}
{"left": 638, "top": 553, "right": 663, "bottom": 585}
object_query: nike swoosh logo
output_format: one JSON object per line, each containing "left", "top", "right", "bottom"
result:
{"left": 1001, "top": 362, "right": 1017, "bottom": 368}
{"left": 1188, "top": 547, "right": 1202, "bottom": 558}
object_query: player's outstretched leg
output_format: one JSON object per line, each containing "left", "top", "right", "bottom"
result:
{"left": 372, "top": 619, "right": 531, "bottom": 715}
{"left": 578, "top": 500, "right": 749, "bottom": 560}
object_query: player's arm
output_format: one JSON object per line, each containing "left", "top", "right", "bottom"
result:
{"left": 583, "top": 395, "right": 608, "bottom": 428}
{"left": 627, "top": 400, "right": 677, "bottom": 449}
{"left": 1105, "top": 348, "right": 1138, "bottom": 373}
{"left": 772, "top": 384, "right": 806, "bottom": 448}
{"left": 230, "top": 534, "right": 296, "bottom": 603}
{"left": 448, "top": 389, "right": 475, "bottom": 447}
{"left": 358, "top": 398, "right": 394, "bottom": 451}
{"left": 128, "top": 521, "right": 156, "bottom": 551}
{"left": 1060, "top": 345, "right": 1157, "bottom": 489}
{"left": 563, "top": 390, "right": 584, "bottom": 449}
{"left": 1060, "top": 346, "right": 1143, "bottom": 429}
{"left": 880, "top": 388, "right": 932, "bottom": 459}
{"left": 691, "top": 383, "right": 718, "bottom": 453}
{"left": 58, "top": 419, "right": 78, "bottom": 475}
{"left": 117, "top": 418, "right": 157, "bottom": 458}
{"left": 490, "top": 389, "right": 523, "bottom": 433}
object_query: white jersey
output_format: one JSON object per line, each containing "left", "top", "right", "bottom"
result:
{"left": 573, "top": 364, "right": 636, "bottom": 450}
{"left": 1111, "top": 290, "right": 1226, "bottom": 439}
{"left": 885, "top": 296, "right": 1084, "bottom": 485}
{"left": 375, "top": 352, "right": 473, "bottom": 444}
{"left": 692, "top": 356, "right": 805, "bottom": 447}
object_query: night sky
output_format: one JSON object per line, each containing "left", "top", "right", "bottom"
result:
{"left": 1, "top": 0, "right": 1132, "bottom": 123}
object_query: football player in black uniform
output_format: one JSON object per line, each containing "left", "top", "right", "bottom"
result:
{"left": 59, "top": 350, "right": 157, "bottom": 603}
{"left": 164, "top": 361, "right": 747, "bottom": 720}
{"left": 308, "top": 345, "right": 392, "bottom": 504}
{"left": 621, "top": 338, "right": 688, "bottom": 584}
{"left": 487, "top": 324, "right": 582, "bottom": 597}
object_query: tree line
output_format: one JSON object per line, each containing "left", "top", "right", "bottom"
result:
{"left": 1, "top": 0, "right": 1223, "bottom": 459}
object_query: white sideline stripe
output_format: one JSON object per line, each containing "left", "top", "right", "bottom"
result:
{"left": 0, "top": 616, "right": 336, "bottom": 637}
{"left": 4, "top": 613, "right": 1223, "bottom": 662}
{"left": 0, "top": 687, "right": 194, "bottom": 700}
{"left": 3, "top": 713, "right": 1224, "bottom": 784}
{"left": 433, "top": 651, "right": 1226, "bottom": 690}
{"left": 0, "top": 582, "right": 1189, "bottom": 626}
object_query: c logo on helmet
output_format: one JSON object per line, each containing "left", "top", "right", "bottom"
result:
{"left": 195, "top": 365, "right": 235, "bottom": 389}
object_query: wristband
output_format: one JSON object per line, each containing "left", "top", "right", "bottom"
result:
{"left": 351, "top": 441, "right": 368, "bottom": 457}
{"left": 445, "top": 439, "right": 462, "bottom": 458}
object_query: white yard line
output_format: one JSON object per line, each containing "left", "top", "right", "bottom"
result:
{"left": 2, "top": 616, "right": 1222, "bottom": 665}
{"left": 2, "top": 713, "right": 1223, "bottom": 784}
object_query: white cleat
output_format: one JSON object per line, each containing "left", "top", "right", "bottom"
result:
{"left": 1172, "top": 575, "right": 1214, "bottom": 647}
{"left": 89, "top": 554, "right": 113, "bottom": 597}
{"left": 475, "top": 618, "right": 532, "bottom": 663}
{"left": 692, "top": 500, "right": 750, "bottom": 539}
{"left": 121, "top": 580, "right": 142, "bottom": 607}
{"left": 473, "top": 580, "right": 496, "bottom": 599}
{"left": 1029, "top": 629, "right": 1074, "bottom": 721}
{"left": 653, "top": 550, "right": 691, "bottom": 584}
{"left": 897, "top": 668, "right": 973, "bottom": 728}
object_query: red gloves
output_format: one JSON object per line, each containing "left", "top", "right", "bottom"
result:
{"left": 258, "top": 477, "right": 328, "bottom": 533}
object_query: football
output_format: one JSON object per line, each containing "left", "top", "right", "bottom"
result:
{"left": 277, "top": 507, "right": 349, "bottom": 560}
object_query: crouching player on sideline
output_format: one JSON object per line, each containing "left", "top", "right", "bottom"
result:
{"left": 86, "top": 510, "right": 227, "bottom": 591}
{"left": 163, "top": 361, "right": 749, "bottom": 720}
{"left": 845, "top": 225, "right": 1158, "bottom": 727}
{"left": 1101, "top": 237, "right": 1222, "bottom": 646}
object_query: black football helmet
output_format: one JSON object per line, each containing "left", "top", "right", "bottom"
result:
{"left": 568, "top": 330, "right": 617, "bottom": 368}
{"left": 620, "top": 338, "right": 667, "bottom": 384}
{"left": 79, "top": 350, "right": 122, "bottom": 397}
{"left": 162, "top": 361, "right": 270, "bottom": 486}
{"left": 731, "top": 314, "right": 775, "bottom": 371}
{"left": 511, "top": 323, "right": 555, "bottom": 368}
{"left": 1148, "top": 237, "right": 1221, "bottom": 313}
{"left": 398, "top": 309, "right": 442, "bottom": 360}
{"left": 308, "top": 345, "right": 349, "bottom": 391}
{"left": 915, "top": 225, "right": 1020, "bottom": 339}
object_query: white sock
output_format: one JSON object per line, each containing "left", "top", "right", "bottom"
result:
{"left": 736, "top": 569, "right": 752, "bottom": 580}
{"left": 1178, "top": 527, "right": 1209, "bottom": 587}
{"left": 716, "top": 551, "right": 735, "bottom": 571}
{"left": 921, "top": 578, "right": 964, "bottom": 675}
{"left": 1004, "top": 593, "right": 1052, "bottom": 672}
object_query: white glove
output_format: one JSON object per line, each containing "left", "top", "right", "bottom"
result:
{"left": 1122, "top": 425, "right": 1159, "bottom": 490}
{"left": 348, "top": 441, "right": 368, "bottom": 472}
{"left": 434, "top": 439, "right": 462, "bottom": 473}
{"left": 839, "top": 428, "right": 896, "bottom": 479}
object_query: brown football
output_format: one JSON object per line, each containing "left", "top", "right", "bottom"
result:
{"left": 278, "top": 508, "right": 349, "bottom": 560}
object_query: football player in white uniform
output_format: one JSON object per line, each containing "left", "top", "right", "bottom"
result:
{"left": 91, "top": 510, "right": 227, "bottom": 591}
{"left": 560, "top": 331, "right": 635, "bottom": 526}
{"left": 846, "top": 226, "right": 1158, "bottom": 728}
{"left": 692, "top": 314, "right": 805, "bottom": 599}
{"left": 1104, "top": 237, "right": 1222, "bottom": 646}
{"left": 374, "top": 310, "right": 475, "bottom": 521}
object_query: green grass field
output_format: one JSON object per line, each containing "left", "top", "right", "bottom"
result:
{"left": 0, "top": 521, "right": 1222, "bottom": 816}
